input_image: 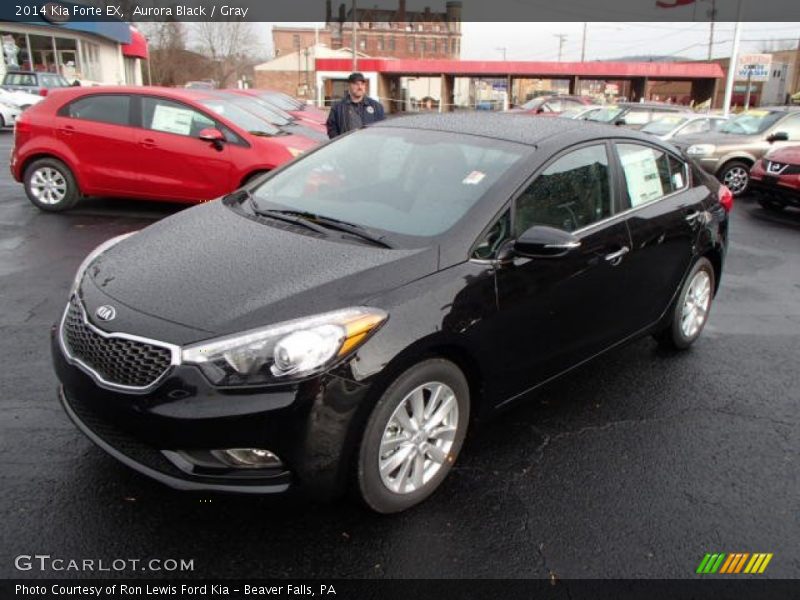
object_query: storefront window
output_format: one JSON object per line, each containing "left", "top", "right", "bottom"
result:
{"left": 29, "top": 34, "right": 57, "bottom": 72}
{"left": 56, "top": 37, "right": 78, "bottom": 81}
{"left": 80, "top": 40, "right": 101, "bottom": 81}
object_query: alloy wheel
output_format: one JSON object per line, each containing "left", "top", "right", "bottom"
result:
{"left": 29, "top": 167, "right": 67, "bottom": 205}
{"left": 680, "top": 270, "right": 712, "bottom": 339}
{"left": 722, "top": 166, "right": 748, "bottom": 195}
{"left": 378, "top": 382, "right": 459, "bottom": 494}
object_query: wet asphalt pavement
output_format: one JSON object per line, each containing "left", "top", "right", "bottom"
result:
{"left": 0, "top": 130, "right": 798, "bottom": 580}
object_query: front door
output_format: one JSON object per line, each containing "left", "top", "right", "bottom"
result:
{"left": 491, "top": 143, "right": 634, "bottom": 402}
{"left": 131, "top": 96, "right": 233, "bottom": 201}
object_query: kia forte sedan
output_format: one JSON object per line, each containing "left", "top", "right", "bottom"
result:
{"left": 53, "top": 114, "right": 730, "bottom": 513}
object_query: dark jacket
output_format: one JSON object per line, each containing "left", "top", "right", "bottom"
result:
{"left": 326, "top": 94, "right": 385, "bottom": 139}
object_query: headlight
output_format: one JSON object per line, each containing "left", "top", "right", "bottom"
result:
{"left": 182, "top": 308, "right": 388, "bottom": 386}
{"left": 287, "top": 147, "right": 304, "bottom": 157}
{"left": 70, "top": 232, "right": 136, "bottom": 295}
{"left": 687, "top": 144, "right": 716, "bottom": 156}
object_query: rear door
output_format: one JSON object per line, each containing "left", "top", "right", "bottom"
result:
{"left": 613, "top": 141, "right": 707, "bottom": 330}
{"left": 131, "top": 96, "right": 234, "bottom": 201}
{"left": 54, "top": 93, "right": 138, "bottom": 195}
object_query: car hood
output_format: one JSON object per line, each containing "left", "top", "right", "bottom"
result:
{"left": 87, "top": 201, "right": 437, "bottom": 341}
{"left": 766, "top": 146, "right": 800, "bottom": 164}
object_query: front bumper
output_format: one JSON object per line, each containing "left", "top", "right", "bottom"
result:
{"left": 53, "top": 328, "right": 373, "bottom": 498}
{"left": 750, "top": 167, "right": 800, "bottom": 206}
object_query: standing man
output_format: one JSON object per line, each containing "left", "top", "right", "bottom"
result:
{"left": 326, "top": 72, "right": 385, "bottom": 139}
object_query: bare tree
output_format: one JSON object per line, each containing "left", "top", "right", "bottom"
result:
{"left": 191, "top": 22, "right": 256, "bottom": 88}
{"left": 137, "top": 21, "right": 189, "bottom": 86}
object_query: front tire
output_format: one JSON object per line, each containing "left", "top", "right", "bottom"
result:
{"left": 655, "top": 257, "right": 715, "bottom": 350}
{"left": 718, "top": 160, "right": 751, "bottom": 197}
{"left": 357, "top": 358, "right": 470, "bottom": 514}
{"left": 24, "top": 158, "right": 79, "bottom": 212}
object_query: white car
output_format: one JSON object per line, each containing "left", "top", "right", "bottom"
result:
{"left": 0, "top": 100, "right": 20, "bottom": 128}
{"left": 640, "top": 114, "right": 728, "bottom": 141}
{"left": 0, "top": 88, "right": 43, "bottom": 110}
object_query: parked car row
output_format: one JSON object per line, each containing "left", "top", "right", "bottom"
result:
{"left": 11, "top": 86, "right": 326, "bottom": 211}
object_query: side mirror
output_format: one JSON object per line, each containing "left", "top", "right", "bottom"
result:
{"left": 614, "top": 118, "right": 627, "bottom": 126}
{"left": 199, "top": 128, "right": 225, "bottom": 143}
{"left": 514, "top": 225, "right": 581, "bottom": 258}
{"left": 767, "top": 131, "right": 789, "bottom": 143}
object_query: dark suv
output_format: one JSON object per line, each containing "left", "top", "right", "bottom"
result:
{"left": 1, "top": 70, "right": 71, "bottom": 96}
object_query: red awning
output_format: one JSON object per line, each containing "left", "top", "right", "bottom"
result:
{"left": 122, "top": 26, "right": 148, "bottom": 60}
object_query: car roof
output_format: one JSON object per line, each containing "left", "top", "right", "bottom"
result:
{"left": 372, "top": 112, "right": 659, "bottom": 147}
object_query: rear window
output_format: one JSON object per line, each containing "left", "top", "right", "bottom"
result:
{"left": 4, "top": 73, "right": 36, "bottom": 86}
{"left": 64, "top": 95, "right": 130, "bottom": 126}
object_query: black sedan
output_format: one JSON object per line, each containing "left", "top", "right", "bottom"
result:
{"left": 53, "top": 114, "right": 731, "bottom": 513}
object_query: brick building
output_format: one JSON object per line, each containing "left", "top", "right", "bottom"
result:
{"left": 272, "top": 1, "right": 462, "bottom": 61}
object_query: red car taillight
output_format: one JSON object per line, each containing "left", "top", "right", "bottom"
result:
{"left": 718, "top": 185, "right": 734, "bottom": 213}
{"left": 39, "top": 89, "right": 48, "bottom": 97}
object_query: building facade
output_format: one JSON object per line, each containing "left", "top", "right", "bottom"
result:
{"left": 0, "top": 19, "right": 146, "bottom": 86}
{"left": 273, "top": 1, "right": 462, "bottom": 61}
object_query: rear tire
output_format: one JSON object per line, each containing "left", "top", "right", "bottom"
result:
{"left": 655, "top": 257, "right": 715, "bottom": 350}
{"left": 357, "top": 358, "right": 470, "bottom": 514}
{"left": 23, "top": 158, "right": 79, "bottom": 212}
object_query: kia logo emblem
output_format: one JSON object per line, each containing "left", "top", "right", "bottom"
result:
{"left": 95, "top": 305, "right": 116, "bottom": 321}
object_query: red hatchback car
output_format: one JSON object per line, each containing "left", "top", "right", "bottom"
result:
{"left": 750, "top": 145, "right": 800, "bottom": 212}
{"left": 11, "top": 86, "right": 319, "bottom": 211}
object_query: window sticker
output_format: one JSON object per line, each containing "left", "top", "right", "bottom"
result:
{"left": 620, "top": 148, "right": 664, "bottom": 205}
{"left": 151, "top": 105, "right": 194, "bottom": 135}
{"left": 462, "top": 170, "right": 486, "bottom": 185}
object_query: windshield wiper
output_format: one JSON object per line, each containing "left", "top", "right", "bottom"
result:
{"left": 248, "top": 198, "right": 329, "bottom": 235}
{"left": 304, "top": 213, "right": 392, "bottom": 248}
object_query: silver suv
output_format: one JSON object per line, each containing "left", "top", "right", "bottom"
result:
{"left": 673, "top": 107, "right": 800, "bottom": 196}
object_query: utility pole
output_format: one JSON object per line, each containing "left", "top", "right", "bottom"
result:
{"left": 721, "top": 0, "right": 744, "bottom": 117}
{"left": 707, "top": 0, "right": 717, "bottom": 60}
{"left": 581, "top": 23, "right": 587, "bottom": 62}
{"left": 554, "top": 34, "right": 567, "bottom": 62}
{"left": 496, "top": 47, "right": 507, "bottom": 61}
{"left": 351, "top": 0, "right": 357, "bottom": 71}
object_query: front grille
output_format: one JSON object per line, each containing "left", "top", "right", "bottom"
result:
{"left": 62, "top": 296, "right": 173, "bottom": 389}
{"left": 766, "top": 161, "right": 800, "bottom": 175}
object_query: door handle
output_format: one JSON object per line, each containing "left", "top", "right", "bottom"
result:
{"left": 59, "top": 125, "right": 75, "bottom": 136}
{"left": 685, "top": 211, "right": 702, "bottom": 223}
{"left": 139, "top": 138, "right": 157, "bottom": 149}
{"left": 604, "top": 246, "right": 629, "bottom": 265}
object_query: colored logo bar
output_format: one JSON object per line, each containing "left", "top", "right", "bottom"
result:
{"left": 696, "top": 553, "right": 773, "bottom": 574}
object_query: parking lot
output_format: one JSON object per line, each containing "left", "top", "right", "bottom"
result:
{"left": 0, "top": 129, "right": 798, "bottom": 580}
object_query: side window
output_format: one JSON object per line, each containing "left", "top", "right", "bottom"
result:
{"left": 66, "top": 95, "right": 130, "bottom": 126}
{"left": 142, "top": 97, "right": 216, "bottom": 137}
{"left": 544, "top": 99, "right": 562, "bottom": 113}
{"left": 617, "top": 143, "right": 687, "bottom": 208}
{"left": 679, "top": 119, "right": 709, "bottom": 136}
{"left": 515, "top": 144, "right": 611, "bottom": 234}
{"left": 774, "top": 114, "right": 800, "bottom": 140}
{"left": 472, "top": 210, "right": 511, "bottom": 260}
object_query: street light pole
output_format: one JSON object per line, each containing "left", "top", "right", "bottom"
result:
{"left": 554, "top": 34, "right": 567, "bottom": 62}
{"left": 581, "top": 23, "right": 587, "bottom": 62}
{"left": 495, "top": 47, "right": 507, "bottom": 61}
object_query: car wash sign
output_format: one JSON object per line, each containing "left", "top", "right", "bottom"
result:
{"left": 736, "top": 54, "right": 771, "bottom": 82}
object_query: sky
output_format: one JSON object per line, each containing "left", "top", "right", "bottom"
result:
{"left": 257, "top": 22, "right": 799, "bottom": 63}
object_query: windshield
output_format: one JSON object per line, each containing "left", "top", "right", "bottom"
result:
{"left": 197, "top": 98, "right": 281, "bottom": 136}
{"left": 719, "top": 110, "right": 783, "bottom": 135}
{"left": 586, "top": 106, "right": 624, "bottom": 123}
{"left": 250, "top": 128, "right": 527, "bottom": 238}
{"left": 641, "top": 116, "right": 690, "bottom": 135}
{"left": 520, "top": 97, "right": 547, "bottom": 111}
{"left": 215, "top": 94, "right": 291, "bottom": 126}
{"left": 260, "top": 91, "right": 303, "bottom": 111}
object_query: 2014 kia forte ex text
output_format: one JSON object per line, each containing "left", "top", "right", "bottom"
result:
{"left": 53, "top": 114, "right": 731, "bottom": 513}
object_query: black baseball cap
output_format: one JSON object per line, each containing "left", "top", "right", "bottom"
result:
{"left": 348, "top": 72, "right": 366, "bottom": 83}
